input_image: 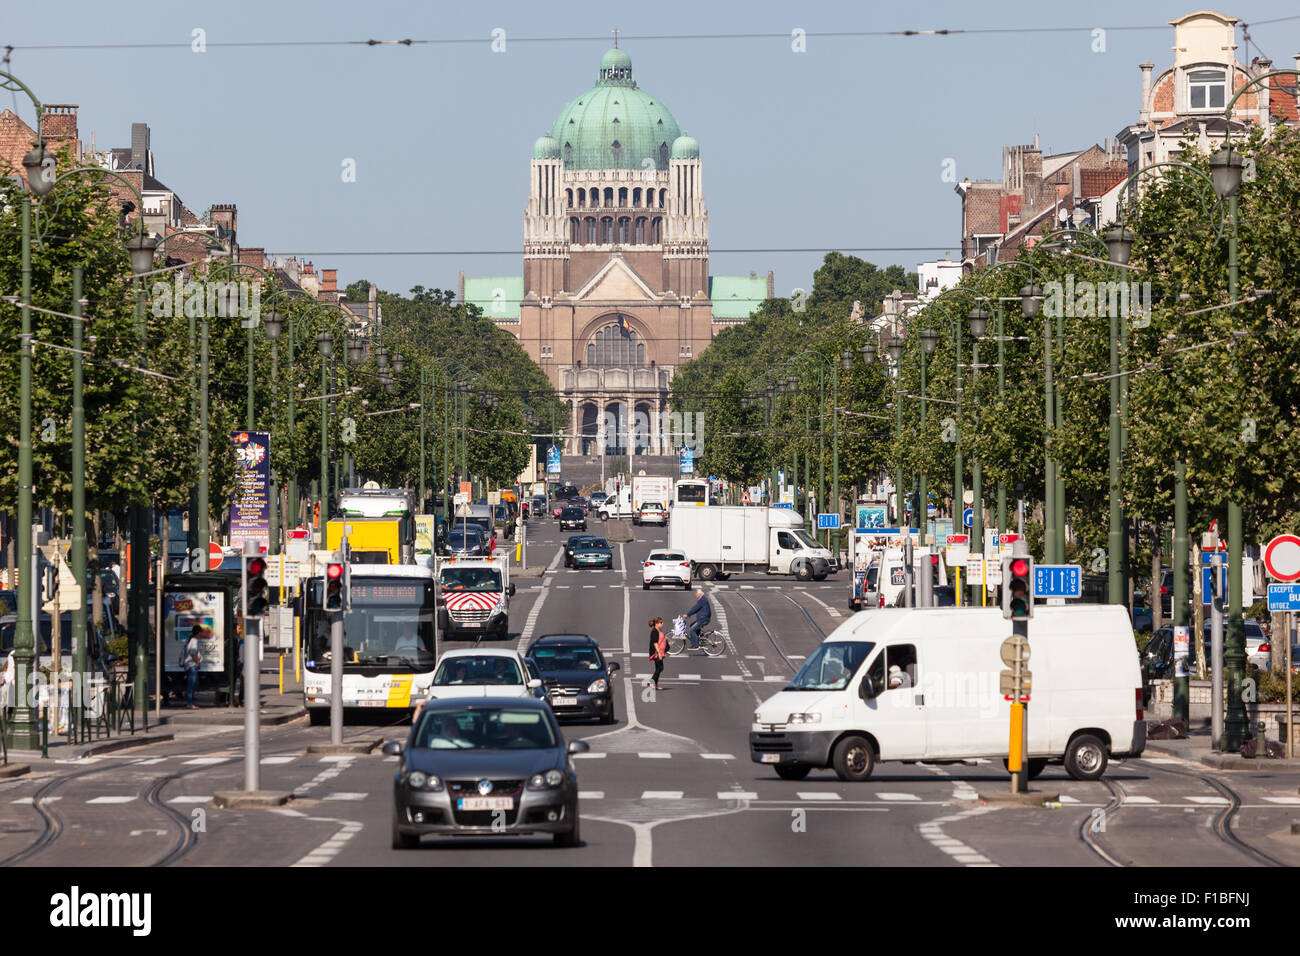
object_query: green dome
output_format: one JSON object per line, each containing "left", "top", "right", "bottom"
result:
{"left": 550, "top": 49, "right": 682, "bottom": 171}
{"left": 533, "top": 134, "right": 561, "bottom": 159}
{"left": 670, "top": 133, "right": 699, "bottom": 160}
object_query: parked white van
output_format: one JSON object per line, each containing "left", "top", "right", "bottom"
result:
{"left": 750, "top": 605, "right": 1145, "bottom": 782}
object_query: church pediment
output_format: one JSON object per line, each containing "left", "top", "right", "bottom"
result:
{"left": 573, "top": 256, "right": 657, "bottom": 303}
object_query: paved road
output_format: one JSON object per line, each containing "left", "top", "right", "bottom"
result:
{"left": 3, "top": 513, "right": 1300, "bottom": 867}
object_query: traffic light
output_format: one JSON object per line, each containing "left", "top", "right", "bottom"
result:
{"left": 1002, "top": 555, "right": 1034, "bottom": 620}
{"left": 245, "top": 553, "right": 269, "bottom": 616}
{"left": 325, "top": 560, "right": 345, "bottom": 611}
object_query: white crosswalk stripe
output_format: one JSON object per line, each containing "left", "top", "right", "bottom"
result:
{"left": 87, "top": 796, "right": 136, "bottom": 804}
{"left": 1186, "top": 796, "right": 1230, "bottom": 805}
{"left": 700, "top": 753, "right": 735, "bottom": 760}
{"left": 323, "top": 793, "right": 368, "bottom": 801}
{"left": 641, "top": 791, "right": 684, "bottom": 799}
{"left": 182, "top": 757, "right": 225, "bottom": 765}
{"left": 875, "top": 792, "right": 922, "bottom": 801}
{"left": 796, "top": 792, "right": 842, "bottom": 801}
{"left": 167, "top": 795, "right": 213, "bottom": 804}
{"left": 579, "top": 791, "right": 605, "bottom": 799}
{"left": 1264, "top": 796, "right": 1300, "bottom": 804}
{"left": 1123, "top": 795, "right": 1158, "bottom": 804}
{"left": 719, "top": 792, "right": 758, "bottom": 800}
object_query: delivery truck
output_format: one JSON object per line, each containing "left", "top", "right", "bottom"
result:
{"left": 669, "top": 505, "right": 834, "bottom": 581}
{"left": 750, "top": 604, "right": 1145, "bottom": 781}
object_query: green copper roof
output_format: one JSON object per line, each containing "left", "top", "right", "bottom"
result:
{"left": 670, "top": 133, "right": 699, "bottom": 160}
{"left": 708, "top": 276, "right": 769, "bottom": 319}
{"left": 550, "top": 49, "right": 682, "bottom": 170}
{"left": 533, "top": 134, "right": 561, "bottom": 159}
{"left": 463, "top": 276, "right": 523, "bottom": 320}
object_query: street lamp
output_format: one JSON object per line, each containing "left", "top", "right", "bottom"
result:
{"left": 1208, "top": 146, "right": 1243, "bottom": 200}
{"left": 1020, "top": 284, "right": 1043, "bottom": 318}
{"left": 347, "top": 336, "right": 365, "bottom": 364}
{"left": 967, "top": 307, "right": 989, "bottom": 340}
{"left": 1103, "top": 227, "right": 1136, "bottom": 267}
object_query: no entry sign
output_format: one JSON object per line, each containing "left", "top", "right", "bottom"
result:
{"left": 1264, "top": 534, "right": 1300, "bottom": 582}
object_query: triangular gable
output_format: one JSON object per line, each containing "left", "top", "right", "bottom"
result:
{"left": 573, "top": 256, "right": 657, "bottom": 302}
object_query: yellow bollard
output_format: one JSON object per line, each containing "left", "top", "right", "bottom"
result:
{"left": 279, "top": 651, "right": 284, "bottom": 695}
{"left": 294, "top": 615, "right": 301, "bottom": 683}
{"left": 1008, "top": 701, "right": 1024, "bottom": 773}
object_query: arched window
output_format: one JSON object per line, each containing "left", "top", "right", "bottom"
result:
{"left": 587, "top": 343, "right": 595, "bottom": 365}
{"left": 635, "top": 218, "right": 646, "bottom": 244}
{"left": 651, "top": 218, "right": 662, "bottom": 243}
{"left": 604, "top": 187, "right": 614, "bottom": 206}
{"left": 637, "top": 343, "right": 645, "bottom": 366}
{"left": 565, "top": 189, "right": 573, "bottom": 207}
{"left": 585, "top": 321, "right": 644, "bottom": 367}
{"left": 659, "top": 188, "right": 666, "bottom": 207}
{"left": 601, "top": 217, "right": 613, "bottom": 244}
{"left": 584, "top": 217, "right": 596, "bottom": 243}
{"left": 618, "top": 187, "right": 628, "bottom": 207}
{"left": 633, "top": 187, "right": 642, "bottom": 206}
{"left": 570, "top": 217, "right": 579, "bottom": 243}
{"left": 577, "top": 188, "right": 585, "bottom": 208}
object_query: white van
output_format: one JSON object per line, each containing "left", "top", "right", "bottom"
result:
{"left": 750, "top": 605, "right": 1145, "bottom": 782}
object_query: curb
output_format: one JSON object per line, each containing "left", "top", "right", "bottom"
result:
{"left": 6, "top": 731, "right": 176, "bottom": 762}
{"left": 976, "top": 790, "right": 1060, "bottom": 807}
{"left": 163, "top": 707, "right": 306, "bottom": 728}
{"left": 0, "top": 763, "right": 32, "bottom": 778}
{"left": 1144, "top": 743, "right": 1300, "bottom": 771}
{"left": 306, "top": 737, "right": 382, "bottom": 755}
{"left": 212, "top": 790, "right": 292, "bottom": 809}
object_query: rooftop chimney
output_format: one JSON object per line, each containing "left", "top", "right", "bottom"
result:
{"left": 1139, "top": 62, "right": 1154, "bottom": 125}
{"left": 130, "top": 122, "right": 150, "bottom": 173}
{"left": 321, "top": 268, "right": 337, "bottom": 293}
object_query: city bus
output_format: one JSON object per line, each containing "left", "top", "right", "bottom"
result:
{"left": 674, "top": 477, "right": 710, "bottom": 507}
{"left": 301, "top": 564, "right": 437, "bottom": 723}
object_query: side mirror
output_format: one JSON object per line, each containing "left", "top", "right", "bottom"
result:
{"left": 527, "top": 678, "right": 542, "bottom": 689}
{"left": 567, "top": 739, "right": 591, "bottom": 755}
{"left": 381, "top": 740, "right": 405, "bottom": 757}
{"left": 509, "top": 582, "right": 516, "bottom": 597}
{"left": 607, "top": 661, "right": 621, "bottom": 674}
{"left": 859, "top": 677, "right": 876, "bottom": 701}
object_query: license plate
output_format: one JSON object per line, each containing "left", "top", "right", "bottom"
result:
{"left": 550, "top": 697, "right": 578, "bottom": 706}
{"left": 458, "top": 796, "right": 514, "bottom": 811}
{"left": 464, "top": 621, "right": 481, "bottom": 628}
{"left": 355, "top": 700, "right": 385, "bottom": 708}
{"left": 760, "top": 753, "right": 781, "bottom": 763}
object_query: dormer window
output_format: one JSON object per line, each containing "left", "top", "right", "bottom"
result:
{"left": 1188, "top": 69, "right": 1226, "bottom": 110}
{"left": 611, "top": 140, "right": 622, "bottom": 167}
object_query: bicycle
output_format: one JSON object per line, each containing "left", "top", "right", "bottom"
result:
{"left": 666, "top": 615, "right": 726, "bottom": 658}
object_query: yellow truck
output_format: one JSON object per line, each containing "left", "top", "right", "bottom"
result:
{"left": 327, "top": 518, "right": 403, "bottom": 564}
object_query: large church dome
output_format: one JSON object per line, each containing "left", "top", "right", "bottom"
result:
{"left": 549, "top": 49, "right": 683, "bottom": 171}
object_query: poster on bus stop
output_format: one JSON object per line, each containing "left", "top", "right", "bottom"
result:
{"left": 163, "top": 591, "right": 224, "bottom": 673}
{"left": 229, "top": 431, "right": 270, "bottom": 552}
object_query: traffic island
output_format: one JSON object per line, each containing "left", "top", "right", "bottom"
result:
{"left": 306, "top": 737, "right": 382, "bottom": 755}
{"left": 212, "top": 790, "right": 292, "bottom": 809}
{"left": 604, "top": 519, "right": 634, "bottom": 542}
{"left": 976, "top": 790, "right": 1061, "bottom": 807}
{"left": 0, "top": 763, "right": 31, "bottom": 779}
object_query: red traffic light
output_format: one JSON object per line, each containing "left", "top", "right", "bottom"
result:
{"left": 248, "top": 556, "right": 267, "bottom": 577}
{"left": 1011, "top": 558, "right": 1030, "bottom": 577}
{"left": 327, "top": 563, "right": 344, "bottom": 579}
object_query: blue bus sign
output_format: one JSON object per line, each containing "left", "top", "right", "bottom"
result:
{"left": 1033, "top": 564, "right": 1082, "bottom": 599}
{"left": 1268, "top": 583, "right": 1300, "bottom": 611}
{"left": 774, "top": 502, "right": 795, "bottom": 510}
{"left": 817, "top": 513, "right": 840, "bottom": 530}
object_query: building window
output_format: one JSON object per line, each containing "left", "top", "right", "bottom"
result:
{"left": 587, "top": 322, "right": 642, "bottom": 367}
{"left": 1188, "top": 69, "right": 1226, "bottom": 111}
{"left": 587, "top": 343, "right": 595, "bottom": 365}
{"left": 540, "top": 345, "right": 553, "bottom": 358}
{"left": 637, "top": 343, "right": 645, "bottom": 365}
{"left": 679, "top": 344, "right": 692, "bottom": 357}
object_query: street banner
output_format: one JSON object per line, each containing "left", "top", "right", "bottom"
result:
{"left": 547, "top": 445, "right": 562, "bottom": 475}
{"left": 679, "top": 445, "right": 694, "bottom": 475}
{"left": 229, "top": 431, "right": 270, "bottom": 552}
{"left": 856, "top": 505, "right": 887, "bottom": 530}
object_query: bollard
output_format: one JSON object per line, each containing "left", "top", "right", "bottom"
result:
{"left": 279, "top": 652, "right": 284, "bottom": 695}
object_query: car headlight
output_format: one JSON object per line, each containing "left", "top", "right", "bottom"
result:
{"left": 787, "top": 712, "right": 821, "bottom": 724}
{"left": 527, "top": 769, "right": 565, "bottom": 790}
{"left": 587, "top": 678, "right": 607, "bottom": 694}
{"left": 405, "top": 771, "right": 443, "bottom": 791}
{"left": 754, "top": 712, "right": 762, "bottom": 723}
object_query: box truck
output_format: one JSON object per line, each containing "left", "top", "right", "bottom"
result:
{"left": 669, "top": 505, "right": 834, "bottom": 581}
{"left": 750, "top": 604, "right": 1145, "bottom": 781}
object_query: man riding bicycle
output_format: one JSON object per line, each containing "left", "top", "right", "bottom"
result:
{"left": 685, "top": 588, "right": 711, "bottom": 650}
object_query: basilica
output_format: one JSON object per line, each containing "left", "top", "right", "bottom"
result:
{"left": 460, "top": 46, "right": 771, "bottom": 456}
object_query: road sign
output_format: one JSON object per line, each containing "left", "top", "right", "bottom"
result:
{"left": 999, "top": 634, "right": 1030, "bottom": 667}
{"left": 927, "top": 505, "right": 937, "bottom": 517}
{"left": 1264, "top": 534, "right": 1300, "bottom": 582}
{"left": 945, "top": 533, "right": 969, "bottom": 567}
{"left": 208, "top": 541, "right": 223, "bottom": 571}
{"left": 774, "top": 502, "right": 794, "bottom": 510}
{"left": 999, "top": 670, "right": 1032, "bottom": 697}
{"left": 1033, "top": 564, "right": 1081, "bottom": 598}
{"left": 265, "top": 556, "right": 300, "bottom": 589}
{"left": 817, "top": 513, "right": 840, "bottom": 530}
{"left": 1268, "top": 583, "right": 1300, "bottom": 611}
{"left": 963, "top": 507, "right": 974, "bottom": 528}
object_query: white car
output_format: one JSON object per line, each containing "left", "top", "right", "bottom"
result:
{"left": 643, "top": 550, "right": 691, "bottom": 590}
{"left": 424, "top": 648, "right": 543, "bottom": 702}
{"left": 635, "top": 502, "right": 668, "bottom": 526}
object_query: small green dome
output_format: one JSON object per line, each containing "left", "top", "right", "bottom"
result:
{"left": 533, "top": 134, "right": 561, "bottom": 159}
{"left": 670, "top": 133, "right": 699, "bottom": 160}
{"left": 549, "top": 48, "right": 682, "bottom": 170}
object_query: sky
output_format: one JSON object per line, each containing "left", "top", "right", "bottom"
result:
{"left": 6, "top": 0, "right": 1299, "bottom": 300}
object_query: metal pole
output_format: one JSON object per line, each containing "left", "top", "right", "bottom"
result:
{"left": 419, "top": 367, "right": 426, "bottom": 509}
{"left": 1108, "top": 301, "right": 1123, "bottom": 603}
{"left": 132, "top": 279, "right": 149, "bottom": 730}
{"left": 1054, "top": 307, "right": 1066, "bottom": 563}
{"left": 242, "top": 540, "right": 259, "bottom": 790}
{"left": 13, "top": 189, "right": 37, "bottom": 748}
{"left": 952, "top": 319, "right": 963, "bottom": 604}
{"left": 894, "top": 368, "right": 904, "bottom": 529}
{"left": 818, "top": 369, "right": 825, "bottom": 529}
{"left": 198, "top": 315, "right": 210, "bottom": 560}
{"left": 996, "top": 305, "right": 1006, "bottom": 535}
{"left": 330, "top": 609, "right": 344, "bottom": 746}
{"left": 71, "top": 267, "right": 87, "bottom": 738}
{"left": 902, "top": 537, "right": 913, "bottom": 609}
{"left": 1043, "top": 315, "right": 1056, "bottom": 564}
{"left": 1287, "top": 611, "right": 1294, "bottom": 760}
{"left": 1173, "top": 461, "right": 1189, "bottom": 723}
{"left": 831, "top": 365, "right": 840, "bottom": 562}
{"left": 1224, "top": 192, "right": 1245, "bottom": 752}
{"left": 287, "top": 313, "right": 297, "bottom": 531}
{"left": 269, "top": 341, "right": 279, "bottom": 556}
{"left": 971, "top": 334, "right": 983, "bottom": 607}
{"left": 918, "top": 349, "right": 927, "bottom": 547}
{"left": 247, "top": 322, "right": 255, "bottom": 430}
{"left": 1211, "top": 552, "right": 1224, "bottom": 751}
{"left": 319, "top": 354, "right": 329, "bottom": 549}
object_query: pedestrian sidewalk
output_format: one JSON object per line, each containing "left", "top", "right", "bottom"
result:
{"left": 1143, "top": 720, "right": 1300, "bottom": 771}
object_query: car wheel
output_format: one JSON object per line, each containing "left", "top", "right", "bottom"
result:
{"left": 794, "top": 563, "right": 813, "bottom": 582}
{"left": 392, "top": 821, "right": 420, "bottom": 850}
{"left": 832, "top": 735, "right": 875, "bottom": 781}
{"left": 775, "top": 764, "right": 811, "bottom": 781}
{"left": 309, "top": 709, "right": 328, "bottom": 726}
{"left": 1064, "top": 734, "right": 1108, "bottom": 781}
{"left": 600, "top": 704, "right": 616, "bottom": 725}
{"left": 1002, "top": 756, "right": 1048, "bottom": 780}
{"left": 643, "top": 582, "right": 650, "bottom": 590}
{"left": 553, "top": 807, "right": 580, "bottom": 847}
{"left": 697, "top": 564, "right": 717, "bottom": 581}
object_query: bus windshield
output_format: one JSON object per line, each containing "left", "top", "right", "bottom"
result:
{"left": 676, "top": 481, "right": 707, "bottom": 504}
{"left": 439, "top": 567, "right": 503, "bottom": 593}
{"left": 306, "top": 576, "right": 436, "bottom": 669}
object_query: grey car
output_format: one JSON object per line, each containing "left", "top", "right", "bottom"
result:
{"left": 386, "top": 698, "right": 588, "bottom": 848}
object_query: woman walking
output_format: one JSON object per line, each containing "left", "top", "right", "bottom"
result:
{"left": 648, "top": 616, "right": 667, "bottom": 691}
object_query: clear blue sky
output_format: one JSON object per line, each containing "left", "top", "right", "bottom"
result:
{"left": 7, "top": 1, "right": 1298, "bottom": 299}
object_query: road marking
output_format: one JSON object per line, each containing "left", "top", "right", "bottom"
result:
{"left": 87, "top": 796, "right": 136, "bottom": 804}
{"left": 719, "top": 792, "right": 758, "bottom": 800}
{"left": 261, "top": 756, "right": 295, "bottom": 765}
{"left": 1123, "top": 795, "right": 1158, "bottom": 804}
{"left": 290, "top": 816, "right": 363, "bottom": 867}
{"left": 677, "top": 673, "right": 702, "bottom": 680}
{"left": 619, "top": 542, "right": 627, "bottom": 580}
{"left": 622, "top": 586, "right": 630, "bottom": 655}
{"left": 740, "top": 585, "right": 754, "bottom": 589}
{"left": 700, "top": 753, "right": 735, "bottom": 760}
{"left": 517, "top": 553, "right": 559, "bottom": 652}
{"left": 796, "top": 792, "right": 842, "bottom": 801}
{"left": 788, "top": 654, "right": 806, "bottom": 660}
{"left": 134, "top": 757, "right": 168, "bottom": 765}
{"left": 796, "top": 589, "right": 842, "bottom": 619}
{"left": 167, "top": 795, "right": 213, "bottom": 804}
{"left": 323, "top": 792, "right": 368, "bottom": 801}
{"left": 1057, "top": 795, "right": 1081, "bottom": 804}
{"left": 182, "top": 757, "right": 225, "bottom": 765}
{"left": 573, "top": 752, "right": 606, "bottom": 759}
{"left": 638, "top": 752, "right": 671, "bottom": 759}
{"left": 641, "top": 791, "right": 684, "bottom": 799}
{"left": 875, "top": 792, "right": 922, "bottom": 801}
{"left": 11, "top": 796, "right": 62, "bottom": 804}
{"left": 556, "top": 585, "right": 570, "bottom": 589}
{"left": 762, "top": 675, "right": 785, "bottom": 682}
{"left": 1186, "top": 796, "right": 1230, "bottom": 805}
{"left": 1139, "top": 757, "right": 1183, "bottom": 765}
{"left": 579, "top": 791, "right": 605, "bottom": 799}
{"left": 721, "top": 675, "right": 743, "bottom": 682}
{"left": 582, "top": 585, "right": 596, "bottom": 589}
{"left": 1264, "top": 796, "right": 1300, "bottom": 804}
{"left": 319, "top": 756, "right": 354, "bottom": 763}
{"left": 744, "top": 655, "right": 765, "bottom": 660}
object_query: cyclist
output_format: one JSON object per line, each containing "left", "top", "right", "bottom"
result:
{"left": 685, "top": 588, "right": 711, "bottom": 650}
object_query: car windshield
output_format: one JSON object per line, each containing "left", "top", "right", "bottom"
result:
{"left": 792, "top": 530, "right": 821, "bottom": 550}
{"left": 788, "top": 641, "right": 874, "bottom": 691}
{"left": 531, "top": 644, "right": 603, "bottom": 672}
{"left": 866, "top": 566, "right": 879, "bottom": 588}
{"left": 432, "top": 656, "right": 523, "bottom": 686}
{"left": 561, "top": 508, "right": 584, "bottom": 518}
{"left": 577, "top": 539, "right": 609, "bottom": 550}
{"left": 649, "top": 552, "right": 685, "bottom": 562}
{"left": 439, "top": 568, "right": 503, "bottom": 593}
{"left": 413, "top": 707, "right": 556, "bottom": 750}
